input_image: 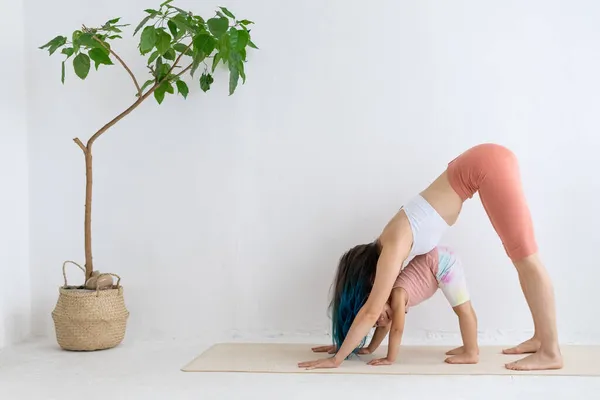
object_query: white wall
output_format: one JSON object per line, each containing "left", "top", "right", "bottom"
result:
{"left": 25, "top": 0, "right": 600, "bottom": 346}
{"left": 0, "top": 0, "right": 30, "bottom": 349}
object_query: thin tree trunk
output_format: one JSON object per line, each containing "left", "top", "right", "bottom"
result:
{"left": 84, "top": 148, "right": 93, "bottom": 280}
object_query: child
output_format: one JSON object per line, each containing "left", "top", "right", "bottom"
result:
{"left": 311, "top": 245, "right": 479, "bottom": 364}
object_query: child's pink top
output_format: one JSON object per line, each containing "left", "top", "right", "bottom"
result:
{"left": 393, "top": 247, "right": 439, "bottom": 312}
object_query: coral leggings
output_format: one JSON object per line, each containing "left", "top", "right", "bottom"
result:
{"left": 446, "top": 143, "right": 538, "bottom": 261}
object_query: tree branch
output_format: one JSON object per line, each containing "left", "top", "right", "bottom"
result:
{"left": 176, "top": 63, "right": 193, "bottom": 77}
{"left": 73, "top": 137, "right": 87, "bottom": 153}
{"left": 93, "top": 36, "right": 142, "bottom": 97}
{"left": 166, "top": 42, "right": 193, "bottom": 78}
{"left": 87, "top": 43, "right": 195, "bottom": 148}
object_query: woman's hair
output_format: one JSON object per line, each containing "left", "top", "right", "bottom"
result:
{"left": 329, "top": 241, "right": 381, "bottom": 354}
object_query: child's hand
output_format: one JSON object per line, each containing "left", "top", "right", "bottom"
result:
{"left": 311, "top": 345, "right": 336, "bottom": 354}
{"left": 367, "top": 357, "right": 394, "bottom": 366}
{"left": 357, "top": 347, "right": 372, "bottom": 355}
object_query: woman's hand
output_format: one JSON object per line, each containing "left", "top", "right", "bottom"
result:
{"left": 311, "top": 345, "right": 336, "bottom": 354}
{"left": 367, "top": 357, "right": 394, "bottom": 366}
{"left": 298, "top": 356, "right": 341, "bottom": 370}
{"left": 357, "top": 347, "right": 372, "bottom": 355}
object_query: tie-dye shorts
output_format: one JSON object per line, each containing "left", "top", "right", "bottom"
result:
{"left": 436, "top": 246, "right": 470, "bottom": 308}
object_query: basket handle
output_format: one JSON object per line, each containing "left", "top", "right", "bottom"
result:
{"left": 62, "top": 260, "right": 85, "bottom": 287}
{"left": 95, "top": 273, "right": 122, "bottom": 296}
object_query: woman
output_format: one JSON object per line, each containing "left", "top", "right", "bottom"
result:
{"left": 298, "top": 143, "right": 562, "bottom": 371}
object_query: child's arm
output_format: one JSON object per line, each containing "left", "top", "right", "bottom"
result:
{"left": 368, "top": 288, "right": 407, "bottom": 365}
{"left": 359, "top": 325, "right": 391, "bottom": 354}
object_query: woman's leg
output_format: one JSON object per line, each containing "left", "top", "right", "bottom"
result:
{"left": 504, "top": 253, "right": 562, "bottom": 370}
{"left": 446, "top": 144, "right": 562, "bottom": 370}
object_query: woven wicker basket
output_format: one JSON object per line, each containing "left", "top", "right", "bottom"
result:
{"left": 52, "top": 261, "right": 129, "bottom": 351}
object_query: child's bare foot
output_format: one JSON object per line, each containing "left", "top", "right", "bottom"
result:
{"left": 502, "top": 337, "right": 540, "bottom": 354}
{"left": 505, "top": 349, "right": 563, "bottom": 371}
{"left": 446, "top": 346, "right": 480, "bottom": 356}
{"left": 446, "top": 346, "right": 463, "bottom": 355}
{"left": 445, "top": 351, "right": 479, "bottom": 364}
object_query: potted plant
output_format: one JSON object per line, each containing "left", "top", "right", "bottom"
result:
{"left": 39, "top": 0, "right": 258, "bottom": 351}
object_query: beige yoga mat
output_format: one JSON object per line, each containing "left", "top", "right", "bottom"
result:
{"left": 181, "top": 343, "right": 600, "bottom": 376}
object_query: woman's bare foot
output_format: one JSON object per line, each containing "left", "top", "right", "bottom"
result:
{"left": 445, "top": 351, "right": 479, "bottom": 364}
{"left": 502, "top": 337, "right": 540, "bottom": 354}
{"left": 505, "top": 349, "right": 563, "bottom": 371}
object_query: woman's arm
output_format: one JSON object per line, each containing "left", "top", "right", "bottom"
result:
{"left": 332, "top": 238, "right": 410, "bottom": 362}
{"left": 298, "top": 234, "right": 411, "bottom": 370}
{"left": 368, "top": 289, "right": 406, "bottom": 365}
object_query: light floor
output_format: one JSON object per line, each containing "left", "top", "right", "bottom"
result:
{"left": 1, "top": 338, "right": 599, "bottom": 400}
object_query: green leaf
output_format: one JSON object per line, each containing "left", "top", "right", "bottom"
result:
{"left": 176, "top": 80, "right": 189, "bottom": 98}
{"left": 61, "top": 47, "right": 74, "bottom": 58}
{"left": 212, "top": 52, "right": 221, "bottom": 72}
{"left": 144, "top": 8, "right": 158, "bottom": 15}
{"left": 140, "top": 26, "right": 157, "bottom": 54}
{"left": 156, "top": 61, "right": 170, "bottom": 81}
{"left": 238, "top": 60, "right": 246, "bottom": 83}
{"left": 140, "top": 79, "right": 154, "bottom": 94}
{"left": 248, "top": 40, "right": 258, "bottom": 49}
{"left": 89, "top": 47, "right": 113, "bottom": 69}
{"left": 173, "top": 43, "right": 192, "bottom": 55}
{"left": 163, "top": 48, "right": 176, "bottom": 60}
{"left": 76, "top": 33, "right": 99, "bottom": 49}
{"left": 160, "top": 0, "right": 173, "bottom": 6}
{"left": 236, "top": 29, "right": 249, "bottom": 50}
{"left": 200, "top": 72, "right": 214, "bottom": 92}
{"left": 39, "top": 35, "right": 67, "bottom": 55}
{"left": 190, "top": 52, "right": 204, "bottom": 77}
{"left": 219, "top": 7, "right": 235, "bottom": 19}
{"left": 239, "top": 19, "right": 254, "bottom": 25}
{"left": 229, "top": 66, "right": 240, "bottom": 95}
{"left": 155, "top": 29, "right": 172, "bottom": 55}
{"left": 108, "top": 17, "right": 121, "bottom": 24}
{"left": 72, "top": 31, "right": 82, "bottom": 53}
{"left": 228, "top": 51, "right": 242, "bottom": 93}
{"left": 154, "top": 81, "right": 173, "bottom": 104}
{"left": 167, "top": 20, "right": 178, "bottom": 38}
{"left": 154, "top": 83, "right": 166, "bottom": 103}
{"left": 134, "top": 14, "right": 153, "bottom": 36}
{"left": 170, "top": 14, "right": 195, "bottom": 35}
{"left": 167, "top": 5, "right": 189, "bottom": 15}
{"left": 228, "top": 28, "right": 239, "bottom": 49}
{"left": 193, "top": 33, "right": 216, "bottom": 55}
{"left": 217, "top": 34, "right": 230, "bottom": 64}
{"left": 73, "top": 53, "right": 91, "bottom": 79}
{"left": 193, "top": 15, "right": 206, "bottom": 25}
{"left": 108, "top": 35, "right": 122, "bottom": 39}
{"left": 207, "top": 17, "right": 229, "bottom": 38}
{"left": 61, "top": 61, "right": 65, "bottom": 83}
{"left": 148, "top": 50, "right": 160, "bottom": 64}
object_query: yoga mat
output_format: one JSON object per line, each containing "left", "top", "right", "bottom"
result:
{"left": 181, "top": 343, "right": 600, "bottom": 376}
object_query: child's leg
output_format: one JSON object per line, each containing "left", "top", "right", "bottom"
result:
{"left": 436, "top": 247, "right": 478, "bottom": 363}
{"left": 445, "top": 301, "right": 479, "bottom": 364}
